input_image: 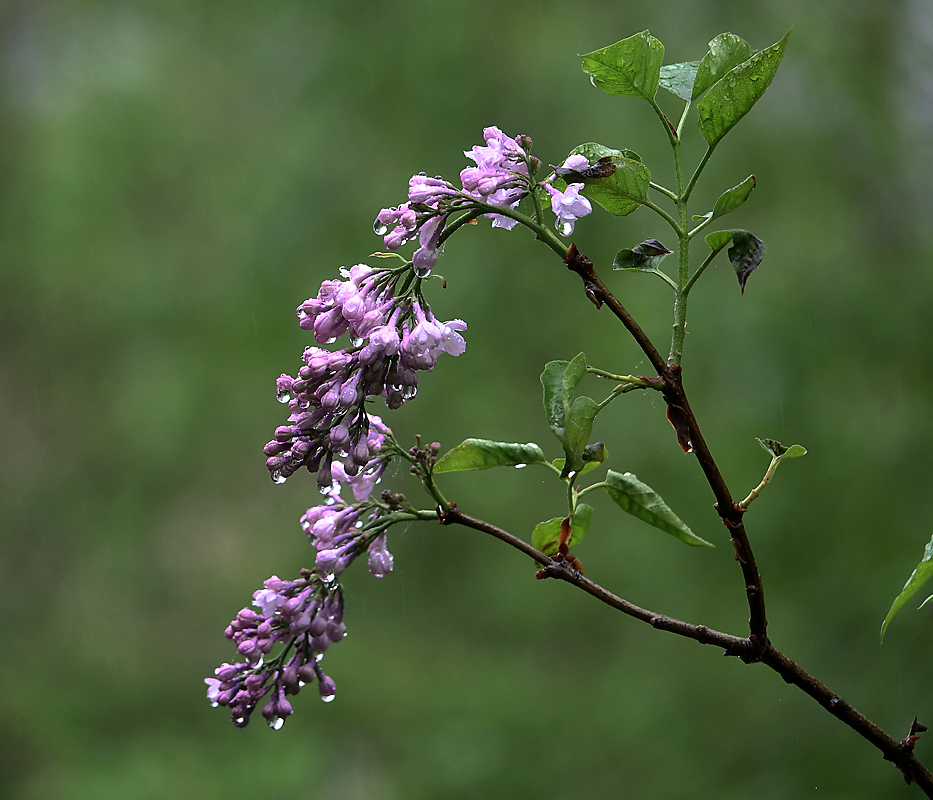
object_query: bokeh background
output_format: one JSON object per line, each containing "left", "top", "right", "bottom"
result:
{"left": 4, "top": 1, "right": 933, "bottom": 797}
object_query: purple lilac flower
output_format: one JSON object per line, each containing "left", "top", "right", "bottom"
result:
{"left": 544, "top": 154, "right": 593, "bottom": 236}
{"left": 544, "top": 182, "right": 592, "bottom": 236}
{"left": 264, "top": 263, "right": 466, "bottom": 489}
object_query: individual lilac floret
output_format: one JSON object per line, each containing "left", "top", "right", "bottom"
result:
{"left": 544, "top": 182, "right": 592, "bottom": 237}
{"left": 461, "top": 126, "right": 533, "bottom": 230}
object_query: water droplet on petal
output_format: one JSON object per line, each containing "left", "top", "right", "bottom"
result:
{"left": 270, "top": 717, "right": 285, "bottom": 730}
{"left": 210, "top": 701, "right": 219, "bottom": 708}
{"left": 315, "top": 653, "right": 324, "bottom": 662}
{"left": 321, "top": 693, "right": 336, "bottom": 703}
{"left": 276, "top": 389, "right": 293, "bottom": 404}
{"left": 514, "top": 463, "right": 527, "bottom": 469}
{"left": 558, "top": 221, "right": 574, "bottom": 237}
{"left": 271, "top": 470, "right": 287, "bottom": 485}
{"left": 374, "top": 219, "right": 389, "bottom": 236}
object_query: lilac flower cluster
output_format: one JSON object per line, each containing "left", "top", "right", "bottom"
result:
{"left": 374, "top": 127, "right": 536, "bottom": 277}
{"left": 207, "top": 492, "right": 396, "bottom": 729}
{"left": 206, "top": 571, "right": 345, "bottom": 730}
{"left": 373, "top": 129, "right": 596, "bottom": 280}
{"left": 263, "top": 262, "right": 466, "bottom": 490}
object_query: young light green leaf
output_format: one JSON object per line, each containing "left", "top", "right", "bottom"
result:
{"left": 881, "top": 532, "right": 933, "bottom": 641}
{"left": 613, "top": 238, "right": 673, "bottom": 271}
{"left": 697, "top": 30, "right": 791, "bottom": 146}
{"left": 692, "top": 33, "right": 754, "bottom": 99}
{"left": 601, "top": 470, "right": 713, "bottom": 547}
{"left": 531, "top": 503, "right": 594, "bottom": 556}
{"left": 705, "top": 229, "right": 734, "bottom": 256}
{"left": 434, "top": 439, "right": 548, "bottom": 473}
{"left": 580, "top": 31, "right": 665, "bottom": 101}
{"left": 711, "top": 175, "right": 756, "bottom": 220}
{"left": 659, "top": 61, "right": 699, "bottom": 101}
{"left": 756, "top": 438, "right": 807, "bottom": 460}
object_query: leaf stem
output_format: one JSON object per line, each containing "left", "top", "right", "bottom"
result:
{"left": 682, "top": 249, "right": 718, "bottom": 296}
{"left": 649, "top": 181, "right": 679, "bottom": 202}
{"left": 683, "top": 144, "right": 716, "bottom": 203}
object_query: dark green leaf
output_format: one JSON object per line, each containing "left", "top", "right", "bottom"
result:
{"left": 613, "top": 238, "right": 673, "bottom": 271}
{"left": 580, "top": 31, "right": 664, "bottom": 101}
{"left": 704, "top": 229, "right": 766, "bottom": 293}
{"left": 882, "top": 532, "right": 933, "bottom": 641}
{"left": 659, "top": 61, "right": 699, "bottom": 101}
{"left": 728, "top": 230, "right": 766, "bottom": 293}
{"left": 532, "top": 503, "right": 594, "bottom": 556}
{"left": 697, "top": 30, "right": 791, "bottom": 146}
{"left": 435, "top": 439, "right": 548, "bottom": 473}
{"left": 711, "top": 175, "right": 756, "bottom": 220}
{"left": 692, "top": 33, "right": 754, "bottom": 99}
{"left": 601, "top": 470, "right": 713, "bottom": 547}
{"left": 582, "top": 442, "right": 608, "bottom": 464}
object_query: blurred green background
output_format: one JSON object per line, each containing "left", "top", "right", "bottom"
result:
{"left": 4, "top": 1, "right": 933, "bottom": 797}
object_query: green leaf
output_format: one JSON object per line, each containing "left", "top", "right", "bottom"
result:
{"left": 705, "top": 230, "right": 734, "bottom": 256}
{"left": 552, "top": 448, "right": 606, "bottom": 480}
{"left": 882, "top": 532, "right": 933, "bottom": 641}
{"left": 711, "top": 175, "right": 756, "bottom": 220}
{"left": 704, "top": 229, "right": 766, "bottom": 293}
{"left": 659, "top": 61, "right": 699, "bottom": 101}
{"left": 434, "top": 439, "right": 548, "bottom": 473}
{"left": 613, "top": 238, "right": 673, "bottom": 272}
{"left": 541, "top": 359, "right": 570, "bottom": 433}
{"left": 566, "top": 142, "right": 642, "bottom": 165}
{"left": 697, "top": 30, "right": 791, "bottom": 146}
{"left": 580, "top": 31, "right": 664, "bottom": 101}
{"left": 601, "top": 470, "right": 713, "bottom": 547}
{"left": 755, "top": 438, "right": 807, "bottom": 460}
{"left": 580, "top": 157, "right": 650, "bottom": 217}
{"left": 562, "top": 353, "right": 588, "bottom": 417}
{"left": 561, "top": 396, "right": 599, "bottom": 478}
{"left": 692, "top": 33, "right": 754, "bottom": 99}
{"left": 540, "top": 356, "right": 599, "bottom": 478}
{"left": 532, "top": 503, "right": 594, "bottom": 556}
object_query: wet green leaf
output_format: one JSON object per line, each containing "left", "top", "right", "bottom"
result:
{"left": 580, "top": 31, "right": 664, "bottom": 101}
{"left": 532, "top": 503, "right": 594, "bottom": 556}
{"left": 562, "top": 396, "right": 599, "bottom": 478}
{"left": 697, "top": 30, "right": 791, "bottom": 146}
{"left": 882, "top": 532, "right": 933, "bottom": 641}
{"left": 541, "top": 359, "right": 571, "bottom": 433}
{"left": 659, "top": 61, "right": 699, "bottom": 101}
{"left": 692, "top": 33, "right": 754, "bottom": 99}
{"left": 435, "top": 439, "right": 548, "bottom": 473}
{"left": 601, "top": 470, "right": 713, "bottom": 547}
{"left": 711, "top": 175, "right": 756, "bottom": 220}
{"left": 580, "top": 157, "right": 650, "bottom": 217}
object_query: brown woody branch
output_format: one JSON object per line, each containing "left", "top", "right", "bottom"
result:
{"left": 560, "top": 242, "right": 933, "bottom": 793}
